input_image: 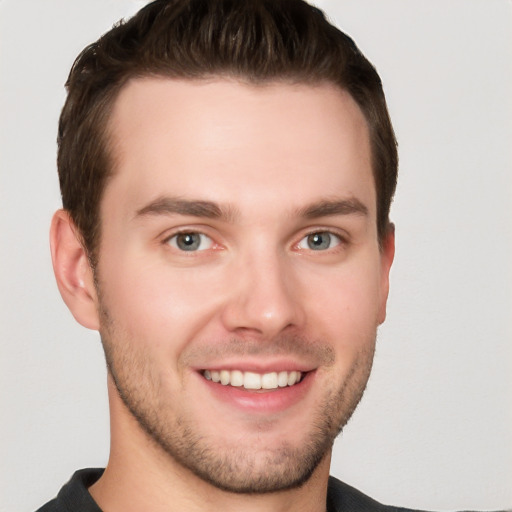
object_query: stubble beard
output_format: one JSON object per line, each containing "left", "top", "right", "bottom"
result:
{"left": 99, "top": 303, "right": 376, "bottom": 494}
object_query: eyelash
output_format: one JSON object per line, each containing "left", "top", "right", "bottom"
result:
{"left": 163, "top": 230, "right": 216, "bottom": 252}
{"left": 296, "top": 231, "right": 345, "bottom": 251}
{"left": 161, "top": 228, "right": 349, "bottom": 253}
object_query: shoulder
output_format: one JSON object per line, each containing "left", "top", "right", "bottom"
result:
{"left": 327, "top": 475, "right": 431, "bottom": 512}
{"left": 35, "top": 468, "right": 104, "bottom": 512}
{"left": 326, "top": 476, "right": 508, "bottom": 512}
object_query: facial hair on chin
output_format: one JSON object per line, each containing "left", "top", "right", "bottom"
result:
{"left": 98, "top": 299, "right": 376, "bottom": 494}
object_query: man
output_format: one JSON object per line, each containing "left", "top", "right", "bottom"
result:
{"left": 33, "top": 0, "right": 459, "bottom": 510}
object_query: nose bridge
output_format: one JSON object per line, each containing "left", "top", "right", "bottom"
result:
{"left": 221, "top": 241, "right": 302, "bottom": 337}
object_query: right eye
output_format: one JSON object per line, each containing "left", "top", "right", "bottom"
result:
{"left": 296, "top": 231, "right": 342, "bottom": 251}
{"left": 166, "top": 232, "right": 214, "bottom": 252}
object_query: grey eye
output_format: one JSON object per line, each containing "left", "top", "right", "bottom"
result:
{"left": 298, "top": 232, "right": 341, "bottom": 251}
{"left": 168, "top": 232, "right": 213, "bottom": 251}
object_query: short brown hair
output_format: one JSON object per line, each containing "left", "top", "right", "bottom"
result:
{"left": 58, "top": 0, "right": 397, "bottom": 266}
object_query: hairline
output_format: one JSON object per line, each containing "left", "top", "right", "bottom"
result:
{"left": 87, "top": 72, "right": 387, "bottom": 266}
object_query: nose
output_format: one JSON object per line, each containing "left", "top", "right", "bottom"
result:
{"left": 220, "top": 250, "right": 304, "bottom": 339}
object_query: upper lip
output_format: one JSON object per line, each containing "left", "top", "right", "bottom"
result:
{"left": 192, "top": 357, "right": 317, "bottom": 374}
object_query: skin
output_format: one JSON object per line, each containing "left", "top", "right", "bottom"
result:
{"left": 51, "top": 78, "right": 394, "bottom": 512}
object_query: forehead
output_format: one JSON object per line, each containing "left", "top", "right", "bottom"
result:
{"left": 104, "top": 77, "right": 375, "bottom": 219}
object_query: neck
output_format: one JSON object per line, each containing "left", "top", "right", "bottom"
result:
{"left": 89, "top": 376, "right": 331, "bottom": 512}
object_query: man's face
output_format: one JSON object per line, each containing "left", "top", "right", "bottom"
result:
{"left": 94, "top": 78, "right": 393, "bottom": 493}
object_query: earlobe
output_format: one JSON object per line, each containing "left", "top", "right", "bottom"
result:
{"left": 378, "top": 224, "right": 395, "bottom": 325}
{"left": 50, "top": 210, "right": 100, "bottom": 330}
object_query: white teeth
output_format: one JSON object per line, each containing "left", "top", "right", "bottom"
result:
{"left": 220, "top": 370, "right": 230, "bottom": 385}
{"left": 261, "top": 372, "right": 278, "bottom": 389}
{"left": 277, "top": 371, "right": 288, "bottom": 387}
{"left": 244, "top": 372, "right": 261, "bottom": 390}
{"left": 230, "top": 370, "right": 244, "bottom": 387}
{"left": 287, "top": 371, "right": 299, "bottom": 386}
{"left": 203, "top": 369, "right": 303, "bottom": 390}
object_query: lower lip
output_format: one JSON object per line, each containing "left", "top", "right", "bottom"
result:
{"left": 199, "top": 372, "right": 315, "bottom": 414}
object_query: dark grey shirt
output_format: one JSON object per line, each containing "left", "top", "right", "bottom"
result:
{"left": 35, "top": 468, "right": 479, "bottom": 512}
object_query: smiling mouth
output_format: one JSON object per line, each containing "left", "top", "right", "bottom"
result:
{"left": 202, "top": 369, "right": 304, "bottom": 390}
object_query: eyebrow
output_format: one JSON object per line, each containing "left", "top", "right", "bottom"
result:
{"left": 297, "top": 197, "right": 369, "bottom": 219}
{"left": 134, "top": 196, "right": 368, "bottom": 222}
{"left": 135, "top": 197, "right": 237, "bottom": 221}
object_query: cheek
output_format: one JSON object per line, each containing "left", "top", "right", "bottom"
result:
{"left": 97, "top": 253, "right": 227, "bottom": 348}
{"left": 305, "top": 264, "right": 382, "bottom": 346}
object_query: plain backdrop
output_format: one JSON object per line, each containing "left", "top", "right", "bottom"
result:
{"left": 1, "top": 1, "right": 511, "bottom": 511}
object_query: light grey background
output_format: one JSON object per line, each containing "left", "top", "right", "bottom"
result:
{"left": 1, "top": 1, "right": 511, "bottom": 511}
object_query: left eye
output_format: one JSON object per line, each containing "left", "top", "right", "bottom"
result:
{"left": 297, "top": 231, "right": 342, "bottom": 251}
{"left": 167, "top": 232, "right": 214, "bottom": 252}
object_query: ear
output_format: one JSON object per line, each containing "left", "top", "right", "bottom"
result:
{"left": 50, "top": 210, "right": 100, "bottom": 330}
{"left": 377, "top": 224, "right": 395, "bottom": 325}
